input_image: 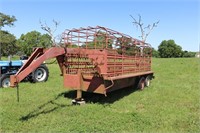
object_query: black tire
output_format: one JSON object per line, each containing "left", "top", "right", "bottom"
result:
{"left": 0, "top": 74, "right": 10, "bottom": 88}
{"left": 137, "top": 77, "right": 145, "bottom": 90}
{"left": 31, "top": 64, "right": 49, "bottom": 83}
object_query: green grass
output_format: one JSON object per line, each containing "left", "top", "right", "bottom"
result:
{"left": 0, "top": 55, "right": 21, "bottom": 61}
{"left": 0, "top": 58, "right": 199, "bottom": 132}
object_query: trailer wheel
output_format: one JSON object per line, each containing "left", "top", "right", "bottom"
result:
{"left": 137, "top": 77, "right": 145, "bottom": 90}
{"left": 145, "top": 75, "right": 151, "bottom": 87}
{"left": 31, "top": 65, "right": 49, "bottom": 83}
{"left": 0, "top": 74, "right": 10, "bottom": 88}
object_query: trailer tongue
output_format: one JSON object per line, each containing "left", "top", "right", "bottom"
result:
{"left": 10, "top": 47, "right": 65, "bottom": 87}
{"left": 10, "top": 26, "right": 154, "bottom": 104}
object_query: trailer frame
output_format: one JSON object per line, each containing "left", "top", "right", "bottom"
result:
{"left": 10, "top": 26, "right": 154, "bottom": 103}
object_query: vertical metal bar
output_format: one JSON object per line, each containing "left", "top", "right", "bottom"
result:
{"left": 122, "top": 38, "right": 124, "bottom": 75}
{"left": 94, "top": 29, "right": 97, "bottom": 49}
{"left": 78, "top": 31, "right": 80, "bottom": 48}
{"left": 0, "top": 42, "right": 1, "bottom": 60}
{"left": 114, "top": 51, "right": 116, "bottom": 76}
{"left": 16, "top": 84, "right": 19, "bottom": 102}
{"left": 77, "top": 69, "right": 83, "bottom": 99}
{"left": 71, "top": 32, "right": 73, "bottom": 48}
{"left": 86, "top": 29, "right": 88, "bottom": 49}
{"left": 76, "top": 90, "right": 82, "bottom": 99}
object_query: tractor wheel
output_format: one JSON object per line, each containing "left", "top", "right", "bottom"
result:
{"left": 0, "top": 74, "right": 10, "bottom": 88}
{"left": 31, "top": 64, "right": 49, "bottom": 83}
{"left": 137, "top": 77, "right": 145, "bottom": 90}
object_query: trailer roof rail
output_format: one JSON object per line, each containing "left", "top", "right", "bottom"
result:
{"left": 63, "top": 26, "right": 152, "bottom": 49}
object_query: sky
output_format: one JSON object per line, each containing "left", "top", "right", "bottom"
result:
{"left": 0, "top": 0, "right": 199, "bottom": 51}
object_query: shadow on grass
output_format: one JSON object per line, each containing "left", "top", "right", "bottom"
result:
{"left": 64, "top": 85, "right": 139, "bottom": 105}
{"left": 19, "top": 92, "right": 71, "bottom": 121}
{"left": 20, "top": 86, "right": 139, "bottom": 121}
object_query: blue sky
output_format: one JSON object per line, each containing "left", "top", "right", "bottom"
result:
{"left": 0, "top": 0, "right": 199, "bottom": 51}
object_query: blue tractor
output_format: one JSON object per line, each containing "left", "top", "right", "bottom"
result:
{"left": 0, "top": 56, "right": 49, "bottom": 88}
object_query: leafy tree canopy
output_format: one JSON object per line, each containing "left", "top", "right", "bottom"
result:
{"left": 158, "top": 40, "right": 182, "bottom": 58}
{"left": 0, "top": 12, "right": 17, "bottom": 59}
{"left": 17, "top": 31, "right": 52, "bottom": 56}
{"left": 152, "top": 48, "right": 160, "bottom": 58}
{"left": 0, "top": 30, "right": 17, "bottom": 56}
{"left": 0, "top": 12, "right": 17, "bottom": 28}
{"left": 182, "top": 51, "right": 196, "bottom": 58}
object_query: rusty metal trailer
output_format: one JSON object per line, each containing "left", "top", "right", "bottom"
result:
{"left": 10, "top": 26, "right": 153, "bottom": 103}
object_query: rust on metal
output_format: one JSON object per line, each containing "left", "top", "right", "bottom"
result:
{"left": 10, "top": 47, "right": 66, "bottom": 87}
{"left": 62, "top": 26, "right": 153, "bottom": 96}
{"left": 10, "top": 26, "right": 153, "bottom": 99}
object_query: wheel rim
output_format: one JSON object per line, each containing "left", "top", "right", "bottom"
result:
{"left": 34, "top": 68, "right": 47, "bottom": 82}
{"left": 146, "top": 78, "right": 150, "bottom": 87}
{"left": 2, "top": 77, "right": 10, "bottom": 88}
{"left": 145, "top": 76, "right": 151, "bottom": 87}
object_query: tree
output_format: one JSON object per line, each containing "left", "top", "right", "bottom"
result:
{"left": 0, "top": 12, "right": 17, "bottom": 59}
{"left": 0, "top": 12, "right": 17, "bottom": 28}
{"left": 40, "top": 20, "right": 61, "bottom": 46}
{"left": 158, "top": 40, "right": 183, "bottom": 58}
{"left": 81, "top": 31, "right": 113, "bottom": 49}
{"left": 130, "top": 14, "right": 159, "bottom": 42}
{"left": 182, "top": 51, "right": 196, "bottom": 58}
{"left": 152, "top": 48, "right": 160, "bottom": 58}
{"left": 0, "top": 30, "right": 17, "bottom": 56}
{"left": 115, "top": 36, "right": 140, "bottom": 55}
{"left": 17, "top": 31, "right": 51, "bottom": 56}
{"left": 130, "top": 14, "right": 159, "bottom": 57}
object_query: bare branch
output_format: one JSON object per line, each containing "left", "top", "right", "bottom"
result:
{"left": 130, "top": 14, "right": 145, "bottom": 41}
{"left": 40, "top": 20, "right": 61, "bottom": 46}
{"left": 130, "top": 14, "right": 159, "bottom": 42}
{"left": 130, "top": 15, "right": 139, "bottom": 29}
{"left": 138, "top": 14, "right": 142, "bottom": 25}
{"left": 52, "top": 19, "right": 60, "bottom": 33}
{"left": 144, "top": 24, "right": 151, "bottom": 29}
{"left": 143, "top": 20, "right": 159, "bottom": 42}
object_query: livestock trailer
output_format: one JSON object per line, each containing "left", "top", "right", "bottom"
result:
{"left": 10, "top": 26, "right": 154, "bottom": 103}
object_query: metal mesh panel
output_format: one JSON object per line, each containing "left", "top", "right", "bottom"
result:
{"left": 63, "top": 26, "right": 152, "bottom": 77}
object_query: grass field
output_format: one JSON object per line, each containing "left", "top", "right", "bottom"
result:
{"left": 0, "top": 58, "right": 199, "bottom": 132}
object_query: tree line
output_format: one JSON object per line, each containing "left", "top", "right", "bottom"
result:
{"left": 0, "top": 12, "right": 52, "bottom": 60}
{"left": 0, "top": 12, "right": 196, "bottom": 59}
{"left": 153, "top": 40, "right": 196, "bottom": 58}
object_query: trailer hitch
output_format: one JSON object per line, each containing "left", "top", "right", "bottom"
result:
{"left": 10, "top": 75, "right": 18, "bottom": 87}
